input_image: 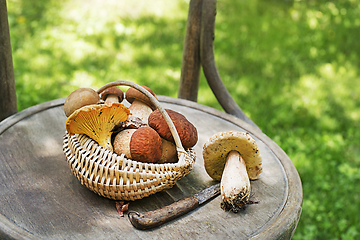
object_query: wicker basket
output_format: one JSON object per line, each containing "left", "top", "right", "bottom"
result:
{"left": 62, "top": 81, "right": 196, "bottom": 201}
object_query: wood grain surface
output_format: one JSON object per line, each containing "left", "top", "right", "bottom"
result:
{"left": 0, "top": 97, "right": 302, "bottom": 240}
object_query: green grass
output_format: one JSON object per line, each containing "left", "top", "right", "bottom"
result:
{"left": 7, "top": 0, "right": 360, "bottom": 239}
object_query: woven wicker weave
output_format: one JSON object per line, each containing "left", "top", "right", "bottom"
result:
{"left": 62, "top": 81, "right": 196, "bottom": 201}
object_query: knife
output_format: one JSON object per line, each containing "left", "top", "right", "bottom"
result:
{"left": 128, "top": 183, "right": 220, "bottom": 230}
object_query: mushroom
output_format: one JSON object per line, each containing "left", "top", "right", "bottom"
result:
{"left": 148, "top": 109, "right": 198, "bottom": 149}
{"left": 64, "top": 88, "right": 100, "bottom": 117}
{"left": 125, "top": 85, "right": 157, "bottom": 124}
{"left": 66, "top": 103, "right": 131, "bottom": 152}
{"left": 100, "top": 86, "right": 124, "bottom": 105}
{"left": 202, "top": 131, "right": 262, "bottom": 212}
{"left": 113, "top": 126, "right": 162, "bottom": 163}
{"left": 158, "top": 138, "right": 178, "bottom": 164}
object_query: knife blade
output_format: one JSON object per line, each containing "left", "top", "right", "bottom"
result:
{"left": 128, "top": 183, "right": 220, "bottom": 230}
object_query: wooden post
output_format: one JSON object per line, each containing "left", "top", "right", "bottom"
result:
{"left": 0, "top": 0, "right": 17, "bottom": 121}
{"left": 178, "top": 0, "right": 203, "bottom": 102}
{"left": 200, "top": 0, "right": 259, "bottom": 129}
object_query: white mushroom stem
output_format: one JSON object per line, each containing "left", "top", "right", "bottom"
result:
{"left": 158, "top": 138, "right": 178, "bottom": 164}
{"left": 128, "top": 100, "right": 153, "bottom": 124}
{"left": 104, "top": 95, "right": 120, "bottom": 105}
{"left": 220, "top": 150, "right": 251, "bottom": 212}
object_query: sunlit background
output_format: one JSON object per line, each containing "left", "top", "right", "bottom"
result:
{"left": 6, "top": 0, "right": 360, "bottom": 239}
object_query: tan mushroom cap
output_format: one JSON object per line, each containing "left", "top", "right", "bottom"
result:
{"left": 125, "top": 85, "right": 157, "bottom": 110}
{"left": 100, "top": 86, "right": 124, "bottom": 102}
{"left": 203, "top": 131, "right": 262, "bottom": 181}
{"left": 64, "top": 88, "right": 100, "bottom": 117}
{"left": 66, "top": 103, "right": 130, "bottom": 152}
{"left": 148, "top": 109, "right": 198, "bottom": 149}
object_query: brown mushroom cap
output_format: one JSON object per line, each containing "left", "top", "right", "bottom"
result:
{"left": 148, "top": 109, "right": 198, "bottom": 149}
{"left": 64, "top": 88, "right": 100, "bottom": 117}
{"left": 202, "top": 131, "right": 262, "bottom": 181}
{"left": 129, "top": 126, "right": 162, "bottom": 163}
{"left": 125, "top": 85, "right": 157, "bottom": 110}
{"left": 100, "top": 86, "right": 124, "bottom": 102}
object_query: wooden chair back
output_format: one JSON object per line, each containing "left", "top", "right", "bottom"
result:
{"left": 0, "top": 0, "right": 17, "bottom": 121}
{"left": 0, "top": 0, "right": 256, "bottom": 129}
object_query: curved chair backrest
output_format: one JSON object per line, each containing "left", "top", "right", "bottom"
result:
{"left": 178, "top": 0, "right": 258, "bottom": 129}
{"left": 0, "top": 0, "right": 17, "bottom": 122}
{"left": 0, "top": 0, "right": 257, "bottom": 129}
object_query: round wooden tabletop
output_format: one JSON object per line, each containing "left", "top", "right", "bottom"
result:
{"left": 0, "top": 96, "right": 302, "bottom": 240}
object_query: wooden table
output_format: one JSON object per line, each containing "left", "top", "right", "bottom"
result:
{"left": 0, "top": 96, "right": 302, "bottom": 240}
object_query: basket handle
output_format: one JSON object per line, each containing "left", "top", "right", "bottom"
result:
{"left": 97, "top": 80, "right": 186, "bottom": 155}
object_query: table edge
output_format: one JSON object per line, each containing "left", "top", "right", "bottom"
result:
{"left": 0, "top": 97, "right": 303, "bottom": 240}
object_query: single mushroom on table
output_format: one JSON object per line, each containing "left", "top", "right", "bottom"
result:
{"left": 63, "top": 88, "right": 100, "bottom": 117}
{"left": 202, "top": 131, "right": 263, "bottom": 213}
{"left": 65, "top": 103, "right": 131, "bottom": 152}
{"left": 113, "top": 126, "right": 162, "bottom": 163}
{"left": 125, "top": 85, "right": 157, "bottom": 124}
{"left": 100, "top": 86, "right": 124, "bottom": 105}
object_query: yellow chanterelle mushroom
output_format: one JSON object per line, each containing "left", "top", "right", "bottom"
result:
{"left": 65, "top": 103, "right": 131, "bottom": 152}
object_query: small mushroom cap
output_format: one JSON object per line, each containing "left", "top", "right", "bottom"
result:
{"left": 129, "top": 126, "right": 162, "bottom": 163}
{"left": 64, "top": 88, "right": 100, "bottom": 117}
{"left": 100, "top": 86, "right": 124, "bottom": 102}
{"left": 66, "top": 103, "right": 130, "bottom": 152}
{"left": 202, "top": 131, "right": 262, "bottom": 181}
{"left": 125, "top": 85, "right": 157, "bottom": 110}
{"left": 148, "top": 109, "right": 198, "bottom": 149}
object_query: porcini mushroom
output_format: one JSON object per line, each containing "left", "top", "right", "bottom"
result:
{"left": 148, "top": 109, "right": 198, "bottom": 149}
{"left": 66, "top": 103, "right": 130, "bottom": 152}
{"left": 113, "top": 126, "right": 162, "bottom": 163}
{"left": 100, "top": 86, "right": 124, "bottom": 105}
{"left": 202, "top": 131, "right": 262, "bottom": 212}
{"left": 125, "top": 85, "right": 157, "bottom": 124}
{"left": 64, "top": 88, "right": 100, "bottom": 117}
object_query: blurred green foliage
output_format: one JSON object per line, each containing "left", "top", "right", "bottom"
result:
{"left": 7, "top": 0, "right": 360, "bottom": 239}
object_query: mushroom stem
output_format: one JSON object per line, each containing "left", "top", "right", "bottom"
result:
{"left": 158, "top": 138, "right": 178, "bottom": 164}
{"left": 105, "top": 95, "right": 120, "bottom": 105}
{"left": 113, "top": 129, "right": 136, "bottom": 159}
{"left": 128, "top": 100, "right": 153, "bottom": 124}
{"left": 220, "top": 150, "right": 251, "bottom": 212}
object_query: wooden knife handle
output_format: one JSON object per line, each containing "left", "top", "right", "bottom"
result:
{"left": 128, "top": 196, "right": 199, "bottom": 230}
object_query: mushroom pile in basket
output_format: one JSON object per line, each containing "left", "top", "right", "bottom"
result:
{"left": 63, "top": 83, "right": 198, "bottom": 164}
{"left": 63, "top": 81, "right": 263, "bottom": 214}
